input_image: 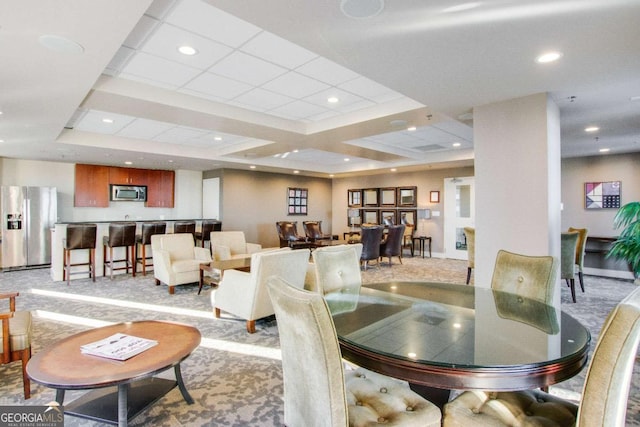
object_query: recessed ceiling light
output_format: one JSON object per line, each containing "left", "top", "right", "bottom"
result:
{"left": 0, "top": 111, "right": 3, "bottom": 115}
{"left": 327, "top": 96, "right": 339, "bottom": 103}
{"left": 124, "top": 161, "right": 132, "bottom": 165}
{"left": 329, "top": 174, "right": 334, "bottom": 177}
{"left": 168, "top": 160, "right": 174, "bottom": 163}
{"left": 344, "top": 158, "right": 350, "bottom": 162}
{"left": 292, "top": 149, "right": 299, "bottom": 153}
{"left": 214, "top": 136, "right": 222, "bottom": 141}
{"left": 390, "top": 168, "right": 397, "bottom": 172}
{"left": 249, "top": 165, "right": 256, "bottom": 169}
{"left": 38, "top": 34, "right": 84, "bottom": 54}
{"left": 585, "top": 126, "right": 599, "bottom": 132}
{"left": 536, "top": 51, "right": 563, "bottom": 63}
{"left": 293, "top": 170, "right": 300, "bottom": 174}
{"left": 0, "top": 139, "right": 4, "bottom": 143}
{"left": 178, "top": 45, "right": 198, "bottom": 56}
{"left": 407, "top": 126, "right": 416, "bottom": 131}
{"left": 599, "top": 148, "right": 610, "bottom": 153}
{"left": 407, "top": 352, "right": 417, "bottom": 359}
{"left": 452, "top": 142, "right": 461, "bottom": 147}
{"left": 340, "top": 0, "right": 384, "bottom": 19}
{"left": 102, "top": 118, "right": 114, "bottom": 124}
{"left": 443, "top": 2, "right": 481, "bottom": 13}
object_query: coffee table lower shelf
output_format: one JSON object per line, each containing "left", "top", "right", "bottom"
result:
{"left": 64, "top": 377, "right": 177, "bottom": 425}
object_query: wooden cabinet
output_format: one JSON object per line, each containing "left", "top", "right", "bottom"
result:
{"left": 74, "top": 164, "right": 110, "bottom": 207}
{"left": 109, "top": 167, "right": 147, "bottom": 185}
{"left": 145, "top": 170, "right": 175, "bottom": 208}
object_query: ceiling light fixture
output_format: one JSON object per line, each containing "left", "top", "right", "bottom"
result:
{"left": 293, "top": 170, "right": 300, "bottom": 174}
{"left": 340, "top": 0, "right": 384, "bottom": 19}
{"left": 536, "top": 51, "right": 563, "bottom": 63}
{"left": 124, "top": 161, "right": 132, "bottom": 165}
{"left": 214, "top": 136, "right": 222, "bottom": 141}
{"left": 249, "top": 165, "right": 256, "bottom": 169}
{"left": 102, "top": 118, "right": 114, "bottom": 124}
{"left": 178, "top": 45, "right": 198, "bottom": 56}
{"left": 452, "top": 142, "right": 461, "bottom": 147}
{"left": 390, "top": 168, "right": 397, "bottom": 172}
{"left": 599, "top": 148, "right": 610, "bottom": 153}
{"left": 38, "top": 34, "right": 84, "bottom": 54}
{"left": 585, "top": 126, "right": 599, "bottom": 132}
{"left": 344, "top": 158, "right": 350, "bottom": 162}
{"left": 327, "top": 96, "right": 339, "bottom": 103}
{"left": 407, "top": 126, "right": 416, "bottom": 131}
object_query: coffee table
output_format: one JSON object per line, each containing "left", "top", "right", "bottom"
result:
{"left": 27, "top": 320, "right": 201, "bottom": 427}
{"left": 199, "top": 257, "right": 252, "bottom": 294}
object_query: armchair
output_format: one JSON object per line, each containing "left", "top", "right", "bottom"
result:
{"left": 151, "top": 233, "right": 212, "bottom": 294}
{"left": 275, "top": 221, "right": 310, "bottom": 249}
{"left": 211, "top": 248, "right": 310, "bottom": 333}
{"left": 209, "top": 231, "right": 262, "bottom": 261}
{"left": 1, "top": 292, "right": 32, "bottom": 399}
{"left": 302, "top": 220, "right": 333, "bottom": 242}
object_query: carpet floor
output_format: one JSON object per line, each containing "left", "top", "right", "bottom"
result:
{"left": 0, "top": 255, "right": 638, "bottom": 426}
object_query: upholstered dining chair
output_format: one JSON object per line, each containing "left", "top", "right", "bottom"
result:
{"left": 266, "top": 276, "right": 442, "bottom": 427}
{"left": 1, "top": 292, "right": 32, "bottom": 399}
{"left": 568, "top": 226, "right": 588, "bottom": 293}
{"left": 561, "top": 231, "right": 580, "bottom": 303}
{"left": 359, "top": 225, "right": 384, "bottom": 270}
{"left": 379, "top": 224, "right": 405, "bottom": 265}
{"left": 491, "top": 249, "right": 558, "bottom": 306}
{"left": 463, "top": 227, "right": 475, "bottom": 284}
{"left": 443, "top": 285, "right": 640, "bottom": 427}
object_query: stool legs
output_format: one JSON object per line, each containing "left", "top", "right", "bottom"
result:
{"left": 64, "top": 248, "right": 95, "bottom": 285}
{"left": 103, "top": 245, "right": 136, "bottom": 279}
{"left": 136, "top": 243, "right": 153, "bottom": 276}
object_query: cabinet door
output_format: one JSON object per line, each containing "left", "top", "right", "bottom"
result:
{"left": 109, "top": 167, "right": 147, "bottom": 185}
{"left": 75, "top": 164, "right": 110, "bottom": 207}
{"left": 146, "top": 170, "right": 175, "bottom": 207}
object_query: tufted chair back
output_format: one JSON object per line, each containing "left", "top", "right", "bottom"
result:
{"left": 267, "top": 276, "right": 442, "bottom": 427}
{"left": 443, "top": 286, "right": 640, "bottom": 427}
{"left": 311, "top": 244, "right": 362, "bottom": 314}
{"left": 359, "top": 226, "right": 384, "bottom": 269}
{"left": 491, "top": 249, "right": 557, "bottom": 306}
{"left": 380, "top": 224, "right": 405, "bottom": 265}
{"left": 463, "top": 227, "right": 475, "bottom": 284}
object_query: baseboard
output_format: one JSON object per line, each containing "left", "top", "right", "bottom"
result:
{"left": 584, "top": 267, "right": 634, "bottom": 280}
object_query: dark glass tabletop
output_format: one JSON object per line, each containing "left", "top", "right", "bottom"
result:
{"left": 329, "top": 281, "right": 591, "bottom": 391}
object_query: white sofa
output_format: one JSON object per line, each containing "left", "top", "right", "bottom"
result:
{"left": 210, "top": 231, "right": 262, "bottom": 261}
{"left": 151, "top": 233, "right": 212, "bottom": 294}
{"left": 211, "top": 248, "right": 310, "bottom": 333}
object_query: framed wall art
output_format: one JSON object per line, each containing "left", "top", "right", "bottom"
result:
{"left": 585, "top": 181, "right": 621, "bottom": 209}
{"left": 288, "top": 187, "right": 308, "bottom": 215}
{"left": 363, "top": 188, "right": 379, "bottom": 207}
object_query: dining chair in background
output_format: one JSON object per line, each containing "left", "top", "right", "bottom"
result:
{"left": 490, "top": 249, "right": 558, "bottom": 306}
{"left": 568, "top": 226, "right": 588, "bottom": 293}
{"left": 359, "top": 225, "right": 384, "bottom": 270}
{"left": 463, "top": 227, "right": 475, "bottom": 284}
{"left": 1, "top": 292, "right": 32, "bottom": 399}
{"left": 442, "top": 285, "right": 640, "bottom": 426}
{"left": 561, "top": 231, "right": 580, "bottom": 303}
{"left": 379, "top": 224, "right": 406, "bottom": 266}
{"left": 266, "top": 276, "right": 442, "bottom": 427}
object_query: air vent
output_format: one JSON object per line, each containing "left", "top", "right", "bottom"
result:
{"left": 414, "top": 144, "right": 446, "bottom": 152}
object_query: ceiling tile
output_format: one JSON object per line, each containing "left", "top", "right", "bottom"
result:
{"left": 339, "top": 76, "right": 403, "bottom": 102}
{"left": 182, "top": 71, "right": 253, "bottom": 99}
{"left": 165, "top": 0, "right": 261, "bottom": 48}
{"left": 233, "top": 87, "right": 295, "bottom": 111}
{"left": 295, "top": 56, "right": 360, "bottom": 86}
{"left": 241, "top": 31, "right": 318, "bottom": 69}
{"left": 117, "top": 118, "right": 175, "bottom": 140}
{"left": 268, "top": 100, "right": 329, "bottom": 120}
{"left": 208, "top": 51, "right": 287, "bottom": 86}
{"left": 141, "top": 23, "right": 233, "bottom": 70}
{"left": 75, "top": 110, "right": 135, "bottom": 134}
{"left": 121, "top": 52, "right": 201, "bottom": 87}
{"left": 153, "top": 125, "right": 209, "bottom": 143}
{"left": 303, "top": 87, "right": 366, "bottom": 109}
{"left": 262, "top": 71, "right": 330, "bottom": 99}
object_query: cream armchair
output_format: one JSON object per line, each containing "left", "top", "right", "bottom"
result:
{"left": 211, "top": 248, "right": 310, "bottom": 333}
{"left": 210, "top": 231, "right": 262, "bottom": 261}
{"left": 151, "top": 233, "right": 211, "bottom": 294}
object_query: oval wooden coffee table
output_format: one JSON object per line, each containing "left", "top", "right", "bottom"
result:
{"left": 27, "top": 320, "right": 201, "bottom": 427}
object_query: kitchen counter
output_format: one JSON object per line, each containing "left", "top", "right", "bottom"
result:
{"left": 51, "top": 219, "right": 220, "bottom": 282}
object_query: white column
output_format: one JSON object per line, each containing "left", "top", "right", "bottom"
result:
{"left": 473, "top": 93, "right": 561, "bottom": 305}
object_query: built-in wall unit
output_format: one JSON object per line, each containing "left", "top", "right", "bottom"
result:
{"left": 204, "top": 168, "right": 332, "bottom": 248}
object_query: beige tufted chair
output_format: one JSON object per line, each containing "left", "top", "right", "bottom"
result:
{"left": 561, "top": 231, "right": 580, "bottom": 303}
{"left": 1, "top": 292, "right": 32, "bottom": 399}
{"left": 443, "top": 285, "right": 640, "bottom": 427}
{"left": 490, "top": 249, "right": 558, "bottom": 306}
{"left": 463, "top": 227, "right": 475, "bottom": 284}
{"left": 568, "top": 227, "right": 588, "bottom": 293}
{"left": 266, "top": 276, "right": 442, "bottom": 427}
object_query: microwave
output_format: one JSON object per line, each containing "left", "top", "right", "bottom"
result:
{"left": 110, "top": 185, "right": 147, "bottom": 202}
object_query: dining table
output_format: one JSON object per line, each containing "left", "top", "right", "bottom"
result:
{"left": 328, "top": 281, "right": 591, "bottom": 407}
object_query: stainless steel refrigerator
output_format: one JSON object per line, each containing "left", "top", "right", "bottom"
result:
{"left": 1, "top": 186, "right": 57, "bottom": 269}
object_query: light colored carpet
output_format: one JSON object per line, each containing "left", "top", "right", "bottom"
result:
{"left": 0, "top": 255, "right": 638, "bottom": 426}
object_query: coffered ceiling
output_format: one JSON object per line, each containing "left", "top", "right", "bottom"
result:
{"left": 1, "top": 0, "right": 639, "bottom": 177}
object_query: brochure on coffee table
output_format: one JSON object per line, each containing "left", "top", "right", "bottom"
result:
{"left": 81, "top": 333, "right": 158, "bottom": 361}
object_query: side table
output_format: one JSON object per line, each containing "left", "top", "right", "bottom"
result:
{"left": 412, "top": 236, "right": 432, "bottom": 258}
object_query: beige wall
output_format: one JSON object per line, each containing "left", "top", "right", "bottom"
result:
{"left": 561, "top": 152, "right": 640, "bottom": 236}
{"left": 332, "top": 166, "right": 475, "bottom": 254}
{"left": 215, "top": 168, "right": 332, "bottom": 247}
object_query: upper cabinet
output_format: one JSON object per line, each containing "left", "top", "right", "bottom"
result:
{"left": 74, "top": 164, "right": 110, "bottom": 207}
{"left": 145, "top": 170, "right": 175, "bottom": 208}
{"left": 74, "top": 164, "right": 174, "bottom": 208}
{"left": 109, "top": 167, "right": 147, "bottom": 185}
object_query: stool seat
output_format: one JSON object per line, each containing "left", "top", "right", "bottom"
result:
{"left": 63, "top": 223, "right": 97, "bottom": 284}
{"left": 103, "top": 222, "right": 137, "bottom": 279}
{"left": 135, "top": 222, "right": 166, "bottom": 276}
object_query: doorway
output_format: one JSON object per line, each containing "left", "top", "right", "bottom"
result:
{"left": 444, "top": 176, "right": 475, "bottom": 259}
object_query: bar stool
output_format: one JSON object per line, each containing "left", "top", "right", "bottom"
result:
{"left": 103, "top": 222, "right": 137, "bottom": 279}
{"left": 63, "top": 223, "right": 97, "bottom": 285}
{"left": 173, "top": 220, "right": 196, "bottom": 241}
{"left": 135, "top": 222, "right": 166, "bottom": 276}
{"left": 194, "top": 219, "right": 222, "bottom": 248}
